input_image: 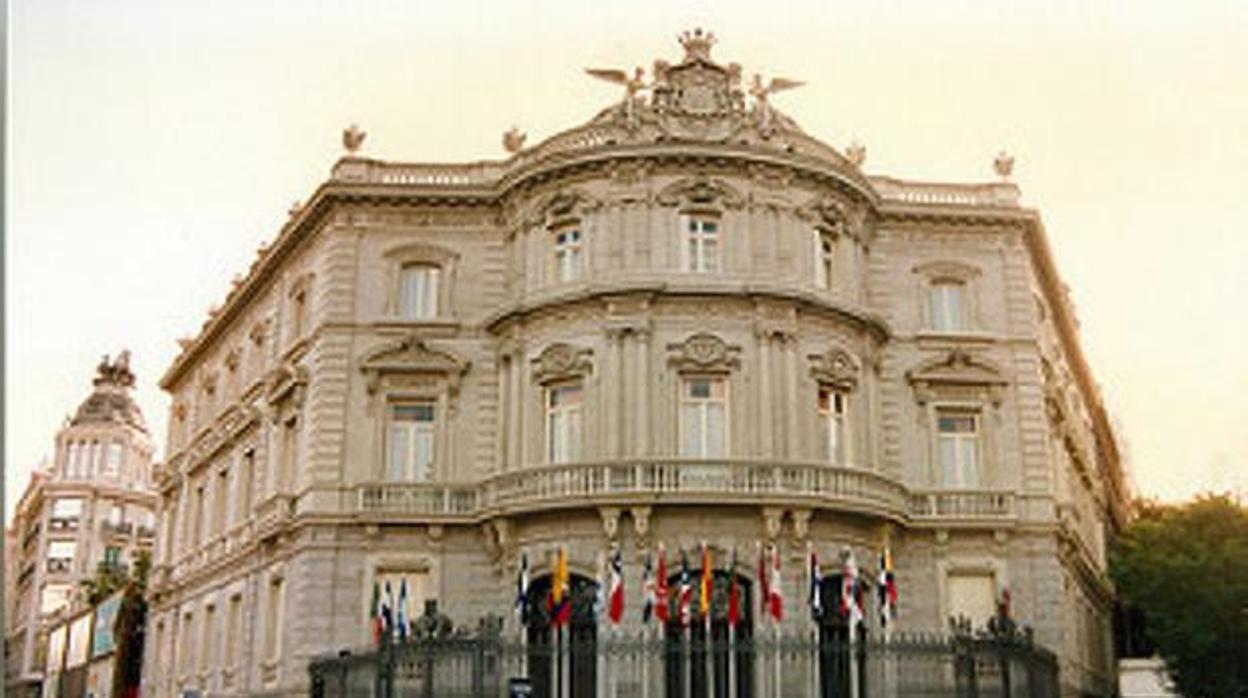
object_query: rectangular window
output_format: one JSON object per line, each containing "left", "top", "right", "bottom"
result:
{"left": 193, "top": 484, "right": 206, "bottom": 548}
{"left": 684, "top": 216, "right": 720, "bottom": 273}
{"left": 929, "top": 282, "right": 966, "bottom": 331}
{"left": 553, "top": 228, "right": 583, "bottom": 283}
{"left": 264, "top": 578, "right": 284, "bottom": 660}
{"left": 290, "top": 289, "right": 308, "bottom": 340}
{"left": 214, "top": 468, "right": 229, "bottom": 535}
{"left": 200, "top": 604, "right": 215, "bottom": 674}
{"left": 387, "top": 403, "right": 436, "bottom": 481}
{"left": 236, "top": 450, "right": 255, "bottom": 523}
{"left": 179, "top": 613, "right": 194, "bottom": 677}
{"left": 51, "top": 498, "right": 83, "bottom": 520}
{"left": 817, "top": 387, "right": 848, "bottom": 465}
{"left": 679, "top": 377, "right": 727, "bottom": 458}
{"left": 546, "top": 383, "right": 584, "bottom": 463}
{"left": 47, "top": 540, "right": 76, "bottom": 562}
{"left": 938, "top": 411, "right": 980, "bottom": 486}
{"left": 947, "top": 571, "right": 996, "bottom": 628}
{"left": 815, "top": 231, "right": 835, "bottom": 289}
{"left": 103, "top": 546, "right": 122, "bottom": 567}
{"left": 41, "top": 583, "right": 72, "bottom": 614}
{"left": 108, "top": 504, "right": 123, "bottom": 526}
{"left": 103, "top": 441, "right": 123, "bottom": 477}
{"left": 226, "top": 595, "right": 243, "bottom": 670}
{"left": 399, "top": 265, "right": 440, "bottom": 319}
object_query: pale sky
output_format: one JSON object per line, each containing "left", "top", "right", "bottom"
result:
{"left": 7, "top": 0, "right": 1248, "bottom": 521}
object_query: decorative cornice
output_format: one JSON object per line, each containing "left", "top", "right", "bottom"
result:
{"left": 907, "top": 348, "right": 1008, "bottom": 406}
{"left": 666, "top": 333, "right": 741, "bottom": 373}
{"left": 808, "top": 346, "right": 860, "bottom": 391}
{"left": 530, "top": 343, "right": 594, "bottom": 385}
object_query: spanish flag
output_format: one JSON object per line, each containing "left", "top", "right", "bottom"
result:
{"left": 698, "top": 543, "right": 712, "bottom": 617}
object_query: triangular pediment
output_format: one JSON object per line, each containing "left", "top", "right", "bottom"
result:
{"left": 361, "top": 335, "right": 469, "bottom": 377}
{"left": 907, "top": 349, "right": 1006, "bottom": 386}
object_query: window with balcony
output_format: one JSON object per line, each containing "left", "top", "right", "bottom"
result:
{"left": 47, "top": 541, "right": 76, "bottom": 573}
{"left": 552, "top": 228, "right": 583, "bottom": 283}
{"left": 50, "top": 498, "right": 83, "bottom": 531}
{"left": 817, "top": 387, "right": 849, "bottom": 465}
{"left": 937, "top": 410, "right": 980, "bottom": 487}
{"left": 40, "top": 583, "right": 72, "bottom": 614}
{"left": 679, "top": 377, "right": 728, "bottom": 458}
{"left": 386, "top": 402, "right": 436, "bottom": 482}
{"left": 546, "top": 382, "right": 584, "bottom": 464}
{"left": 683, "top": 215, "right": 720, "bottom": 273}
{"left": 814, "top": 231, "right": 835, "bottom": 289}
{"left": 398, "top": 264, "right": 440, "bottom": 320}
{"left": 929, "top": 281, "right": 966, "bottom": 332}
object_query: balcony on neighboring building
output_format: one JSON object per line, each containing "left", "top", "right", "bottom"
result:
{"left": 46, "top": 558, "right": 72, "bottom": 574}
{"left": 48, "top": 517, "right": 79, "bottom": 532}
{"left": 102, "top": 520, "right": 134, "bottom": 537}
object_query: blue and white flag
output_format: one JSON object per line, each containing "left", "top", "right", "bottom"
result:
{"left": 515, "top": 550, "right": 530, "bottom": 623}
{"left": 381, "top": 581, "right": 395, "bottom": 638}
{"left": 396, "top": 578, "right": 410, "bottom": 641}
{"left": 808, "top": 543, "right": 823, "bottom": 620}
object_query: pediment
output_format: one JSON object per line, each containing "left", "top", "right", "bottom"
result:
{"left": 907, "top": 349, "right": 1007, "bottom": 405}
{"left": 531, "top": 343, "right": 594, "bottom": 385}
{"left": 655, "top": 177, "right": 745, "bottom": 210}
{"left": 666, "top": 333, "right": 742, "bottom": 373}
{"left": 808, "top": 347, "right": 860, "bottom": 391}
{"left": 360, "top": 335, "right": 470, "bottom": 395}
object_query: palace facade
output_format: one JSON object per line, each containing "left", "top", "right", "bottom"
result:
{"left": 6, "top": 354, "right": 159, "bottom": 697}
{"left": 143, "top": 31, "right": 1129, "bottom": 697}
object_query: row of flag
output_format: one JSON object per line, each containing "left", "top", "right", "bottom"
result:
{"left": 512, "top": 543, "right": 900, "bottom": 631}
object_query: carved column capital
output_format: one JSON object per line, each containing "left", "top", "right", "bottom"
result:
{"left": 599, "top": 507, "right": 622, "bottom": 542}
{"left": 761, "top": 507, "right": 785, "bottom": 542}
{"left": 630, "top": 506, "right": 652, "bottom": 549}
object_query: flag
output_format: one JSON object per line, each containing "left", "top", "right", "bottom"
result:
{"left": 594, "top": 553, "right": 606, "bottom": 620}
{"left": 727, "top": 548, "right": 741, "bottom": 627}
{"left": 549, "top": 546, "right": 571, "bottom": 628}
{"left": 654, "top": 545, "right": 670, "bottom": 624}
{"left": 677, "top": 549, "right": 693, "bottom": 626}
{"left": 396, "top": 578, "right": 410, "bottom": 641}
{"left": 698, "top": 543, "right": 712, "bottom": 618}
{"left": 808, "top": 543, "right": 823, "bottom": 620}
{"left": 878, "top": 548, "right": 897, "bottom": 627}
{"left": 758, "top": 543, "right": 770, "bottom": 622}
{"left": 370, "top": 581, "right": 383, "bottom": 645}
{"left": 642, "top": 551, "right": 656, "bottom": 624}
{"left": 840, "top": 550, "right": 863, "bottom": 631}
{"left": 768, "top": 544, "right": 784, "bottom": 622}
{"left": 381, "top": 581, "right": 395, "bottom": 638}
{"left": 515, "top": 550, "right": 531, "bottom": 623}
{"left": 608, "top": 547, "right": 625, "bottom": 624}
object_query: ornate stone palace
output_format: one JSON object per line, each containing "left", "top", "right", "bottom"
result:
{"left": 6, "top": 353, "right": 158, "bottom": 698}
{"left": 143, "top": 31, "right": 1129, "bottom": 697}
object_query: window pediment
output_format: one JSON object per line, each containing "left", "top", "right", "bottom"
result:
{"left": 667, "top": 333, "right": 741, "bottom": 373}
{"left": 808, "top": 347, "right": 860, "bottom": 391}
{"left": 383, "top": 242, "right": 458, "bottom": 266}
{"left": 360, "top": 335, "right": 470, "bottom": 396}
{"left": 527, "top": 189, "right": 601, "bottom": 228}
{"left": 913, "top": 260, "right": 981, "bottom": 282}
{"left": 656, "top": 177, "right": 745, "bottom": 210}
{"left": 265, "top": 363, "right": 308, "bottom": 407}
{"left": 531, "top": 343, "right": 593, "bottom": 385}
{"left": 907, "top": 349, "right": 1006, "bottom": 405}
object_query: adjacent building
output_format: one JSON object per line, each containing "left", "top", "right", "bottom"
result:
{"left": 144, "top": 32, "right": 1130, "bottom": 697}
{"left": 5, "top": 354, "right": 159, "bottom": 697}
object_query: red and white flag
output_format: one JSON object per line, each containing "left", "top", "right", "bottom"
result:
{"left": 608, "top": 546, "right": 625, "bottom": 624}
{"left": 654, "top": 544, "right": 670, "bottom": 624}
{"left": 768, "top": 543, "right": 784, "bottom": 622}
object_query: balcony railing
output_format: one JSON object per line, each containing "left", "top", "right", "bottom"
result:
{"left": 908, "top": 490, "right": 1016, "bottom": 520}
{"left": 102, "top": 520, "right": 134, "bottom": 536}
{"left": 358, "top": 460, "right": 910, "bottom": 521}
{"left": 48, "top": 517, "right": 79, "bottom": 532}
{"left": 46, "top": 559, "right": 72, "bottom": 574}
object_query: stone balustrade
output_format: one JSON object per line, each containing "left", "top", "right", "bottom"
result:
{"left": 871, "top": 176, "right": 1021, "bottom": 208}
{"left": 908, "top": 489, "right": 1017, "bottom": 521}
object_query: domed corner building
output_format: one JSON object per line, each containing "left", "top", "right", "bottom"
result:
{"left": 143, "top": 30, "right": 1129, "bottom": 698}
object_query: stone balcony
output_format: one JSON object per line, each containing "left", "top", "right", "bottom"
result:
{"left": 353, "top": 460, "right": 1019, "bottom": 525}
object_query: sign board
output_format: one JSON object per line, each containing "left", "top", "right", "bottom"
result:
{"left": 92, "top": 592, "right": 123, "bottom": 657}
{"left": 507, "top": 677, "right": 533, "bottom": 698}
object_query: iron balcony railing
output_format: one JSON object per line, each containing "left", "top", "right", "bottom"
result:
{"left": 356, "top": 460, "right": 1016, "bottom": 525}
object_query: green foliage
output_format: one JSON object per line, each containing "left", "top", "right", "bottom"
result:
{"left": 1110, "top": 495, "right": 1248, "bottom": 698}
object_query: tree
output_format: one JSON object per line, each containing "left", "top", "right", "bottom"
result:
{"left": 111, "top": 550, "right": 151, "bottom": 698}
{"left": 1110, "top": 494, "right": 1248, "bottom": 698}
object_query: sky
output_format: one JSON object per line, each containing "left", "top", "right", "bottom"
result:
{"left": 6, "top": 0, "right": 1248, "bottom": 521}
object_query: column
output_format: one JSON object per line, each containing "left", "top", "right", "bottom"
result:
{"left": 757, "top": 334, "right": 773, "bottom": 456}
{"left": 635, "top": 329, "right": 651, "bottom": 457}
{"left": 783, "top": 335, "right": 801, "bottom": 460}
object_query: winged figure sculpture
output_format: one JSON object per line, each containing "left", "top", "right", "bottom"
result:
{"left": 749, "top": 74, "right": 804, "bottom": 135}
{"left": 585, "top": 66, "right": 648, "bottom": 126}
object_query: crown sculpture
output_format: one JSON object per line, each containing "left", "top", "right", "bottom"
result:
{"left": 583, "top": 28, "right": 809, "bottom": 144}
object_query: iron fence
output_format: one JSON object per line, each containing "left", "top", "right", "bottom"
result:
{"left": 309, "top": 626, "right": 1058, "bottom": 698}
